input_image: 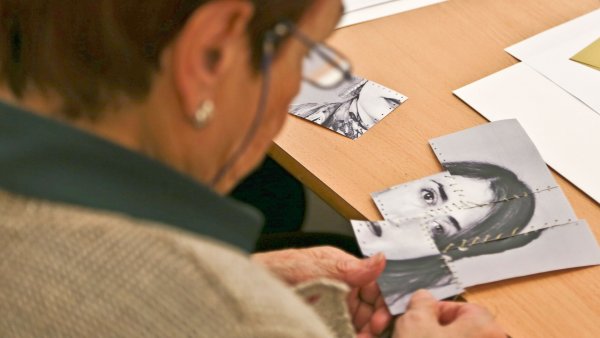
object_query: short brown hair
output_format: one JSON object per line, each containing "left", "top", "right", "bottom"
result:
{"left": 0, "top": 0, "right": 310, "bottom": 119}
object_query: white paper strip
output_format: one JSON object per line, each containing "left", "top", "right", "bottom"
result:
{"left": 343, "top": 0, "right": 398, "bottom": 13}
{"left": 338, "top": 0, "right": 447, "bottom": 28}
{"left": 506, "top": 9, "right": 600, "bottom": 115}
{"left": 454, "top": 63, "right": 600, "bottom": 203}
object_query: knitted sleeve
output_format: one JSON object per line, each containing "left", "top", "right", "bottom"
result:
{"left": 0, "top": 196, "right": 338, "bottom": 338}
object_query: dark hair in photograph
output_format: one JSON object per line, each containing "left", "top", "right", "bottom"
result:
{"left": 379, "top": 161, "right": 540, "bottom": 304}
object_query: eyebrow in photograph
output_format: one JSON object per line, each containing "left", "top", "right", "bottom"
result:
{"left": 448, "top": 216, "right": 461, "bottom": 232}
{"left": 431, "top": 180, "right": 448, "bottom": 202}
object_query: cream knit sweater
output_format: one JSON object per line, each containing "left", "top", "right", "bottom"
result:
{"left": 0, "top": 190, "right": 354, "bottom": 337}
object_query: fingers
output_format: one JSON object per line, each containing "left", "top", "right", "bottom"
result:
{"left": 353, "top": 301, "right": 374, "bottom": 330}
{"left": 335, "top": 253, "right": 386, "bottom": 287}
{"left": 349, "top": 280, "right": 391, "bottom": 336}
{"left": 347, "top": 288, "right": 361, "bottom": 317}
{"left": 392, "top": 290, "right": 440, "bottom": 337}
{"left": 394, "top": 292, "right": 507, "bottom": 338}
{"left": 359, "top": 281, "right": 381, "bottom": 304}
{"left": 370, "top": 305, "right": 392, "bottom": 335}
{"left": 356, "top": 332, "right": 374, "bottom": 338}
{"left": 257, "top": 247, "right": 386, "bottom": 288}
{"left": 438, "top": 301, "right": 495, "bottom": 325}
{"left": 437, "top": 301, "right": 465, "bottom": 325}
{"left": 350, "top": 287, "right": 392, "bottom": 336}
{"left": 444, "top": 303, "right": 504, "bottom": 337}
{"left": 406, "top": 289, "right": 438, "bottom": 316}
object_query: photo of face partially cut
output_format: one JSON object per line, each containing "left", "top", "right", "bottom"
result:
{"left": 352, "top": 120, "right": 600, "bottom": 315}
{"left": 373, "top": 171, "right": 497, "bottom": 239}
{"left": 368, "top": 220, "right": 600, "bottom": 315}
{"left": 290, "top": 76, "right": 407, "bottom": 139}
{"left": 351, "top": 219, "right": 439, "bottom": 260}
{"left": 351, "top": 219, "right": 464, "bottom": 314}
{"left": 374, "top": 120, "right": 577, "bottom": 249}
{"left": 373, "top": 162, "right": 537, "bottom": 252}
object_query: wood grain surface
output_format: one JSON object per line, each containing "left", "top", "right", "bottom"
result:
{"left": 271, "top": 0, "right": 600, "bottom": 336}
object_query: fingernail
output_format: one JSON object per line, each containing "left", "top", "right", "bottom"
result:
{"left": 368, "top": 253, "right": 385, "bottom": 266}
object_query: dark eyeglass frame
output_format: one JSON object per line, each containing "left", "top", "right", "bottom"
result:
{"left": 212, "top": 20, "right": 352, "bottom": 186}
{"left": 263, "top": 21, "right": 354, "bottom": 89}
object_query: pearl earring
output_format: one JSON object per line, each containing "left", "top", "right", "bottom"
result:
{"left": 193, "top": 100, "right": 215, "bottom": 128}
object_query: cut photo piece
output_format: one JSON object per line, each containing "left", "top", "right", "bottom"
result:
{"left": 371, "top": 168, "right": 576, "bottom": 251}
{"left": 449, "top": 220, "right": 600, "bottom": 287}
{"left": 430, "top": 119, "right": 558, "bottom": 194}
{"left": 410, "top": 186, "right": 579, "bottom": 254}
{"left": 379, "top": 256, "right": 464, "bottom": 315}
{"left": 427, "top": 120, "right": 577, "bottom": 237}
{"left": 372, "top": 172, "right": 459, "bottom": 221}
{"left": 351, "top": 219, "right": 464, "bottom": 315}
{"left": 290, "top": 76, "right": 407, "bottom": 140}
{"left": 351, "top": 219, "right": 439, "bottom": 260}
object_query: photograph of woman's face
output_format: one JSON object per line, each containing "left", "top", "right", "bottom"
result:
{"left": 349, "top": 121, "right": 600, "bottom": 316}
{"left": 372, "top": 172, "right": 495, "bottom": 241}
{"left": 351, "top": 219, "right": 440, "bottom": 260}
{"left": 289, "top": 76, "right": 407, "bottom": 139}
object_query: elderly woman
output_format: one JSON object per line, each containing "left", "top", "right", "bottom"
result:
{"left": 0, "top": 0, "right": 505, "bottom": 337}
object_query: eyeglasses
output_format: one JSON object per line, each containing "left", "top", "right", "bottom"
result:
{"left": 263, "top": 21, "right": 354, "bottom": 89}
{"left": 212, "top": 21, "right": 352, "bottom": 187}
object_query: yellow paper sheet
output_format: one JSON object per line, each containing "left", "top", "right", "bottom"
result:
{"left": 571, "top": 38, "right": 600, "bottom": 71}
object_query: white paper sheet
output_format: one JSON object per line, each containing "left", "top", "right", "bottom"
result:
{"left": 338, "top": 0, "right": 447, "bottom": 28}
{"left": 506, "top": 9, "right": 600, "bottom": 114}
{"left": 343, "top": 0, "right": 397, "bottom": 13}
{"left": 506, "top": 9, "right": 600, "bottom": 60}
{"left": 454, "top": 63, "right": 600, "bottom": 203}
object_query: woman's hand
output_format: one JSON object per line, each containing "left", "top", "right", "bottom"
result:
{"left": 394, "top": 290, "right": 506, "bottom": 338}
{"left": 252, "top": 246, "right": 391, "bottom": 338}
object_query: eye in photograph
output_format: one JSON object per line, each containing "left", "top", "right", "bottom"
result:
{"left": 420, "top": 188, "right": 438, "bottom": 206}
{"left": 429, "top": 216, "right": 461, "bottom": 238}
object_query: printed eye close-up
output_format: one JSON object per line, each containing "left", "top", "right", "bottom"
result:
{"left": 430, "top": 220, "right": 447, "bottom": 236}
{"left": 420, "top": 188, "right": 437, "bottom": 206}
{"left": 429, "top": 216, "right": 462, "bottom": 239}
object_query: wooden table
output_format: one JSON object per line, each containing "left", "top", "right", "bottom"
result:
{"left": 271, "top": 0, "right": 600, "bottom": 336}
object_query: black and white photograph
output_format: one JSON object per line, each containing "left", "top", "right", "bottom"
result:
{"left": 429, "top": 120, "right": 577, "bottom": 233}
{"left": 351, "top": 219, "right": 439, "bottom": 259}
{"left": 351, "top": 119, "right": 600, "bottom": 315}
{"left": 351, "top": 219, "right": 464, "bottom": 315}
{"left": 379, "top": 256, "right": 464, "bottom": 315}
{"left": 448, "top": 220, "right": 600, "bottom": 287}
{"left": 289, "top": 76, "right": 407, "bottom": 139}
{"left": 353, "top": 217, "right": 600, "bottom": 315}
{"left": 430, "top": 120, "right": 556, "bottom": 193}
{"left": 371, "top": 164, "right": 575, "bottom": 253}
{"left": 374, "top": 120, "right": 577, "bottom": 247}
{"left": 372, "top": 172, "right": 460, "bottom": 221}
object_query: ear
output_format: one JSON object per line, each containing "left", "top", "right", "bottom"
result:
{"left": 170, "top": 0, "right": 254, "bottom": 119}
